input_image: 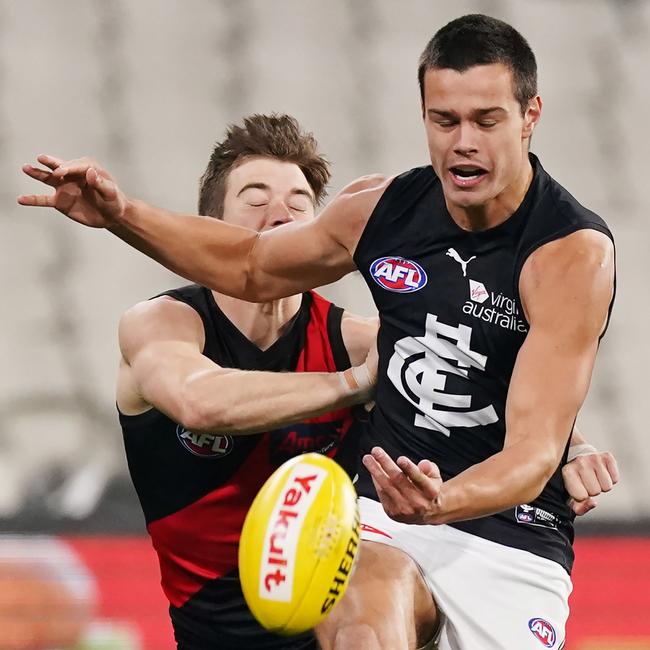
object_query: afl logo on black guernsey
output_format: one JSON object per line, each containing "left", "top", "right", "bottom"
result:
{"left": 370, "top": 257, "right": 427, "bottom": 293}
{"left": 176, "top": 425, "right": 233, "bottom": 458}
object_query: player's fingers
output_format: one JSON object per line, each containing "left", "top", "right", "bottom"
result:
{"left": 17, "top": 194, "right": 57, "bottom": 208}
{"left": 363, "top": 453, "right": 414, "bottom": 513}
{"left": 577, "top": 464, "right": 603, "bottom": 497}
{"left": 593, "top": 460, "right": 615, "bottom": 492}
{"left": 603, "top": 452, "right": 620, "bottom": 485}
{"left": 86, "top": 167, "right": 117, "bottom": 200}
{"left": 22, "top": 164, "right": 58, "bottom": 186}
{"left": 561, "top": 465, "right": 590, "bottom": 502}
{"left": 52, "top": 157, "right": 95, "bottom": 179}
{"left": 569, "top": 497, "right": 597, "bottom": 516}
{"left": 370, "top": 447, "right": 407, "bottom": 482}
{"left": 362, "top": 454, "right": 392, "bottom": 491}
{"left": 36, "top": 154, "right": 64, "bottom": 171}
{"left": 396, "top": 456, "right": 440, "bottom": 499}
{"left": 418, "top": 458, "right": 441, "bottom": 481}
{"left": 365, "top": 465, "right": 403, "bottom": 515}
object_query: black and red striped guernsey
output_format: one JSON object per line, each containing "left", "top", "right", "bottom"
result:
{"left": 119, "top": 286, "right": 356, "bottom": 650}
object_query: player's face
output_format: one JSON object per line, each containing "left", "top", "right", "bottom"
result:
{"left": 422, "top": 63, "right": 541, "bottom": 211}
{"left": 222, "top": 157, "right": 315, "bottom": 231}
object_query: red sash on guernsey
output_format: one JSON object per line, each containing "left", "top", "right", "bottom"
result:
{"left": 145, "top": 291, "right": 355, "bottom": 608}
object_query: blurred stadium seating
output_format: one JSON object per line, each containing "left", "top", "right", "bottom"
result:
{"left": 2, "top": 1, "right": 649, "bottom": 648}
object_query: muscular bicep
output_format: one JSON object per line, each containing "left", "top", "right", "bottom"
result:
{"left": 117, "top": 297, "right": 225, "bottom": 421}
{"left": 504, "top": 230, "right": 615, "bottom": 469}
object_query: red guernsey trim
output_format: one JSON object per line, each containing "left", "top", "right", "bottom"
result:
{"left": 149, "top": 437, "right": 270, "bottom": 608}
{"left": 297, "top": 292, "right": 351, "bottom": 426}
{"left": 360, "top": 523, "right": 393, "bottom": 539}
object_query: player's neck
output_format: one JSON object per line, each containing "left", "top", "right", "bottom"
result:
{"left": 447, "top": 157, "right": 533, "bottom": 232}
{"left": 211, "top": 291, "right": 303, "bottom": 350}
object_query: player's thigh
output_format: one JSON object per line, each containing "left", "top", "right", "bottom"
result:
{"left": 429, "top": 528, "right": 571, "bottom": 650}
{"left": 315, "top": 540, "right": 437, "bottom": 650}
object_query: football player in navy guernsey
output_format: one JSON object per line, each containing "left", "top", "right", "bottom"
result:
{"left": 21, "top": 16, "right": 621, "bottom": 650}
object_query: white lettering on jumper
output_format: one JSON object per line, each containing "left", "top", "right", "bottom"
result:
{"left": 387, "top": 314, "right": 498, "bottom": 436}
{"left": 374, "top": 262, "right": 421, "bottom": 288}
{"left": 464, "top": 280, "right": 528, "bottom": 333}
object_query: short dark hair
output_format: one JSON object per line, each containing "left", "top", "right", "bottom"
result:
{"left": 198, "top": 114, "right": 330, "bottom": 218}
{"left": 418, "top": 14, "right": 537, "bottom": 115}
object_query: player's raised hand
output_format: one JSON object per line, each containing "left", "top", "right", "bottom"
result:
{"left": 562, "top": 449, "right": 619, "bottom": 516}
{"left": 18, "top": 155, "right": 127, "bottom": 228}
{"left": 363, "top": 447, "right": 443, "bottom": 524}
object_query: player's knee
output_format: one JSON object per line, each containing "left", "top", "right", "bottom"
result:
{"left": 332, "top": 622, "right": 381, "bottom": 650}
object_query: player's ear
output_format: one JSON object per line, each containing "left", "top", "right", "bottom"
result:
{"left": 522, "top": 95, "right": 542, "bottom": 139}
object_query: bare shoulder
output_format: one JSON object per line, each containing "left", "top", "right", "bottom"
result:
{"left": 318, "top": 174, "right": 394, "bottom": 255}
{"left": 340, "top": 311, "right": 379, "bottom": 367}
{"left": 339, "top": 174, "right": 392, "bottom": 196}
{"left": 524, "top": 229, "right": 614, "bottom": 279}
{"left": 520, "top": 229, "right": 615, "bottom": 332}
{"left": 118, "top": 296, "right": 205, "bottom": 362}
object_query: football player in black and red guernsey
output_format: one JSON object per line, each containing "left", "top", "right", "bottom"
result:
{"left": 114, "top": 115, "right": 377, "bottom": 650}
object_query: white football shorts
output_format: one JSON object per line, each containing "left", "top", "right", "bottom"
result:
{"left": 358, "top": 496, "right": 572, "bottom": 650}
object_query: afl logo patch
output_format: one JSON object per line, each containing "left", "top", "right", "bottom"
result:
{"left": 370, "top": 257, "right": 427, "bottom": 293}
{"left": 176, "top": 425, "right": 233, "bottom": 458}
{"left": 528, "top": 618, "right": 556, "bottom": 647}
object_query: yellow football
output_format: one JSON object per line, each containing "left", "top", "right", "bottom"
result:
{"left": 238, "top": 453, "right": 360, "bottom": 635}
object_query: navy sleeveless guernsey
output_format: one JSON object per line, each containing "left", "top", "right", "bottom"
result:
{"left": 353, "top": 154, "right": 614, "bottom": 574}
{"left": 120, "top": 286, "right": 356, "bottom": 650}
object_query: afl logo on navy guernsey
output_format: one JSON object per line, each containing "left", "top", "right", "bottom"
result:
{"left": 528, "top": 618, "right": 556, "bottom": 647}
{"left": 370, "top": 257, "right": 427, "bottom": 293}
{"left": 176, "top": 425, "right": 233, "bottom": 458}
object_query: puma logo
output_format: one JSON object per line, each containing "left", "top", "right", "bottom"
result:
{"left": 446, "top": 248, "right": 476, "bottom": 277}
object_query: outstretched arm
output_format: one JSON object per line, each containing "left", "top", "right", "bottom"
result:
{"left": 20, "top": 155, "right": 389, "bottom": 301}
{"left": 118, "top": 297, "right": 376, "bottom": 434}
{"left": 364, "top": 229, "right": 616, "bottom": 524}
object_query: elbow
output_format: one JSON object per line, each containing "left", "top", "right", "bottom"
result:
{"left": 521, "top": 454, "right": 561, "bottom": 503}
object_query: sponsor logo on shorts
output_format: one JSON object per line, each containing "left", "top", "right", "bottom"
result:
{"left": 370, "top": 257, "right": 428, "bottom": 293}
{"left": 359, "top": 523, "right": 392, "bottom": 539}
{"left": 176, "top": 425, "right": 233, "bottom": 458}
{"left": 528, "top": 617, "right": 556, "bottom": 647}
{"left": 259, "top": 465, "right": 327, "bottom": 602}
{"left": 515, "top": 504, "right": 559, "bottom": 530}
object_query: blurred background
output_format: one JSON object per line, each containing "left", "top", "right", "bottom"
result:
{"left": 2, "top": 0, "right": 649, "bottom": 648}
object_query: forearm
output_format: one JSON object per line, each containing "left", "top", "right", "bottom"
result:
{"left": 429, "top": 439, "right": 558, "bottom": 524}
{"left": 179, "top": 367, "right": 368, "bottom": 435}
{"left": 110, "top": 199, "right": 259, "bottom": 298}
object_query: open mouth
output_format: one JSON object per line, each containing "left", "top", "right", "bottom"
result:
{"left": 449, "top": 166, "right": 488, "bottom": 187}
